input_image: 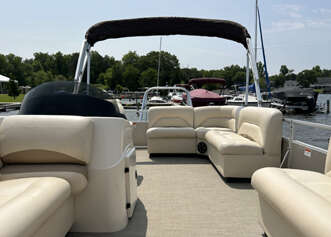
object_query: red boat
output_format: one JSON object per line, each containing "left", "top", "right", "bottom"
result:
{"left": 183, "top": 78, "right": 226, "bottom": 107}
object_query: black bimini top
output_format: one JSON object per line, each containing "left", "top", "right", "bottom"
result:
{"left": 85, "top": 17, "right": 251, "bottom": 48}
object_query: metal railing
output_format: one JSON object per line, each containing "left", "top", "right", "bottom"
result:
{"left": 281, "top": 118, "right": 331, "bottom": 167}
{"left": 138, "top": 86, "right": 192, "bottom": 121}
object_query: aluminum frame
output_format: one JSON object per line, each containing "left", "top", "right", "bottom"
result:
{"left": 139, "top": 86, "right": 192, "bottom": 121}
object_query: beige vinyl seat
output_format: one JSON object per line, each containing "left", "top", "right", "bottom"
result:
{"left": 194, "top": 106, "right": 240, "bottom": 140}
{"left": 147, "top": 106, "right": 196, "bottom": 154}
{"left": 206, "top": 107, "right": 282, "bottom": 178}
{"left": 0, "top": 115, "right": 137, "bottom": 235}
{"left": 0, "top": 115, "right": 92, "bottom": 237}
{"left": 252, "top": 140, "right": 331, "bottom": 237}
{"left": 146, "top": 106, "right": 282, "bottom": 178}
{"left": 0, "top": 177, "right": 73, "bottom": 237}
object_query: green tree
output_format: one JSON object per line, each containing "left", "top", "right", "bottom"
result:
{"left": 8, "top": 79, "right": 20, "bottom": 99}
{"left": 27, "top": 70, "right": 54, "bottom": 87}
{"left": 122, "top": 51, "right": 140, "bottom": 67}
{"left": 123, "top": 65, "right": 140, "bottom": 91}
{"left": 297, "top": 70, "right": 317, "bottom": 87}
{"left": 279, "top": 65, "right": 293, "bottom": 77}
{"left": 54, "top": 74, "right": 67, "bottom": 81}
{"left": 103, "top": 62, "right": 123, "bottom": 89}
{"left": 139, "top": 68, "right": 157, "bottom": 87}
{"left": 115, "top": 84, "right": 123, "bottom": 94}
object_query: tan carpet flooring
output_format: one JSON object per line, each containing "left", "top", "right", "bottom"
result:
{"left": 69, "top": 149, "right": 263, "bottom": 237}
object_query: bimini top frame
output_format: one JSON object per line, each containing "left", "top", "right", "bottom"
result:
{"left": 74, "top": 17, "right": 263, "bottom": 106}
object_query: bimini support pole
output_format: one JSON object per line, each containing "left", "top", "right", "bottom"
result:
{"left": 73, "top": 40, "right": 90, "bottom": 93}
{"left": 245, "top": 51, "right": 249, "bottom": 106}
{"left": 74, "top": 40, "right": 89, "bottom": 82}
{"left": 87, "top": 48, "right": 91, "bottom": 85}
{"left": 247, "top": 38, "right": 262, "bottom": 107}
{"left": 86, "top": 48, "right": 91, "bottom": 95}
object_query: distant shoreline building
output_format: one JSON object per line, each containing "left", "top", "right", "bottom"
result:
{"left": 310, "top": 77, "right": 331, "bottom": 93}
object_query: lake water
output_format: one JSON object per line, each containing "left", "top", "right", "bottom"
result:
{"left": 283, "top": 94, "right": 331, "bottom": 149}
{"left": 3, "top": 94, "right": 331, "bottom": 149}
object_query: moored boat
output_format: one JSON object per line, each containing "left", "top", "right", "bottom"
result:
{"left": 271, "top": 87, "right": 319, "bottom": 113}
{"left": 184, "top": 77, "right": 227, "bottom": 107}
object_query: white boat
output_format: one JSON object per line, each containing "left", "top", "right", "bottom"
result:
{"left": 1, "top": 17, "right": 330, "bottom": 237}
{"left": 227, "top": 93, "right": 270, "bottom": 106}
{"left": 148, "top": 95, "right": 167, "bottom": 104}
{"left": 170, "top": 93, "right": 183, "bottom": 103}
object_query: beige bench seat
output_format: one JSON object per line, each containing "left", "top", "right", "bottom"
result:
{"left": 147, "top": 127, "right": 195, "bottom": 138}
{"left": 206, "top": 131, "right": 263, "bottom": 155}
{"left": 195, "top": 127, "right": 233, "bottom": 140}
{"left": 147, "top": 106, "right": 196, "bottom": 154}
{"left": 252, "top": 167, "right": 331, "bottom": 237}
{"left": 0, "top": 177, "right": 73, "bottom": 237}
{"left": 194, "top": 106, "right": 239, "bottom": 141}
{"left": 0, "top": 164, "right": 87, "bottom": 195}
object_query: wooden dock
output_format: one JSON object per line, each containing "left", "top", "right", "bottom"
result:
{"left": 0, "top": 103, "right": 21, "bottom": 112}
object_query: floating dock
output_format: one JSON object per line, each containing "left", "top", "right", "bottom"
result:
{"left": 0, "top": 103, "right": 21, "bottom": 112}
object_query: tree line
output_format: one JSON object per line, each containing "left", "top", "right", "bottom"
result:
{"left": 0, "top": 51, "right": 330, "bottom": 93}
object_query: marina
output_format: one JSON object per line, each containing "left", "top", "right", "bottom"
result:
{"left": 0, "top": 0, "right": 331, "bottom": 236}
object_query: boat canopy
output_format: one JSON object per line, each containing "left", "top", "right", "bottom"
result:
{"left": 85, "top": 17, "right": 251, "bottom": 48}
{"left": 189, "top": 78, "right": 226, "bottom": 86}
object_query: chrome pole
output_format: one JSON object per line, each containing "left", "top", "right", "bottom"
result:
{"left": 157, "top": 37, "right": 162, "bottom": 87}
{"left": 245, "top": 51, "right": 249, "bottom": 106}
{"left": 255, "top": 0, "right": 258, "bottom": 62}
{"left": 247, "top": 38, "right": 262, "bottom": 107}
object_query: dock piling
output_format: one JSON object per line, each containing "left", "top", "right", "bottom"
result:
{"left": 327, "top": 100, "right": 330, "bottom": 114}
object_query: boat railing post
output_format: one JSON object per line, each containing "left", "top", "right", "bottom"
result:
{"left": 289, "top": 119, "right": 295, "bottom": 164}
{"left": 280, "top": 119, "right": 294, "bottom": 168}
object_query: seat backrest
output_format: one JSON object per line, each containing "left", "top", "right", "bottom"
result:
{"left": 193, "top": 106, "right": 241, "bottom": 131}
{"left": 148, "top": 106, "right": 194, "bottom": 128}
{"left": 0, "top": 115, "right": 93, "bottom": 165}
{"left": 238, "top": 107, "right": 282, "bottom": 156}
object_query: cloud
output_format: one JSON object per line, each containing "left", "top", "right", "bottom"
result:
{"left": 313, "top": 8, "right": 331, "bottom": 15}
{"left": 267, "top": 5, "right": 331, "bottom": 33}
{"left": 306, "top": 19, "right": 331, "bottom": 29}
{"left": 266, "top": 21, "right": 305, "bottom": 33}
{"left": 273, "top": 4, "right": 303, "bottom": 19}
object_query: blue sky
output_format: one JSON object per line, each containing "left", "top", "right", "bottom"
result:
{"left": 0, "top": 0, "right": 330, "bottom": 75}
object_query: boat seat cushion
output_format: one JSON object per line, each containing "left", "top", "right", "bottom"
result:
{"left": 193, "top": 106, "right": 240, "bottom": 131}
{"left": 195, "top": 127, "right": 233, "bottom": 140}
{"left": 147, "top": 127, "right": 195, "bottom": 139}
{"left": 0, "top": 115, "right": 93, "bottom": 164}
{"left": 0, "top": 164, "right": 87, "bottom": 195}
{"left": 148, "top": 106, "right": 194, "bottom": 128}
{"left": 238, "top": 107, "right": 282, "bottom": 156}
{"left": 0, "top": 177, "right": 73, "bottom": 237}
{"left": 252, "top": 167, "right": 331, "bottom": 237}
{"left": 206, "top": 130, "right": 263, "bottom": 155}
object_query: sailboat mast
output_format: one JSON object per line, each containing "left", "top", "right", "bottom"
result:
{"left": 157, "top": 37, "right": 162, "bottom": 87}
{"left": 254, "top": 0, "right": 258, "bottom": 62}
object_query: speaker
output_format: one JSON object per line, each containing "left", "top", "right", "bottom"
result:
{"left": 197, "top": 142, "right": 207, "bottom": 154}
